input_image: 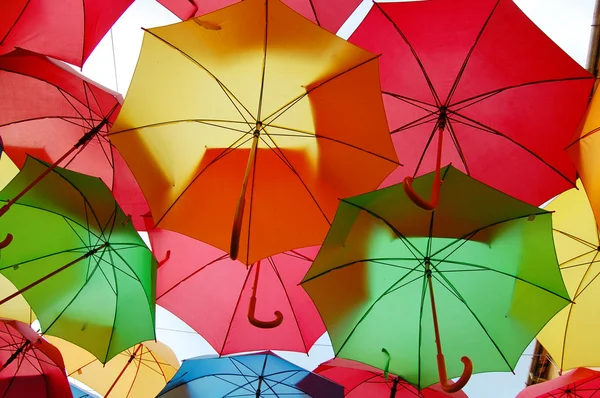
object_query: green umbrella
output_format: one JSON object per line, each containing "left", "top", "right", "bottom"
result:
{"left": 301, "top": 166, "right": 570, "bottom": 392}
{"left": 0, "top": 156, "right": 156, "bottom": 363}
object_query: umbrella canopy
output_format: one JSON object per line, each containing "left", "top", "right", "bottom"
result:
{"left": 156, "top": 0, "right": 361, "bottom": 34}
{"left": 0, "top": 0, "right": 134, "bottom": 67}
{"left": 157, "top": 352, "right": 344, "bottom": 397}
{"left": 70, "top": 384, "right": 96, "bottom": 398}
{"left": 536, "top": 181, "right": 600, "bottom": 371}
{"left": 349, "top": 0, "right": 594, "bottom": 209}
{"left": 315, "top": 358, "right": 468, "bottom": 397}
{"left": 0, "top": 318, "right": 71, "bottom": 398}
{"left": 0, "top": 156, "right": 157, "bottom": 363}
{"left": 109, "top": 0, "right": 398, "bottom": 265}
{"left": 0, "top": 49, "right": 149, "bottom": 230}
{"left": 301, "top": 165, "right": 570, "bottom": 391}
{"left": 148, "top": 223, "right": 325, "bottom": 354}
{"left": 516, "top": 367, "right": 600, "bottom": 397}
{"left": 49, "top": 337, "right": 179, "bottom": 398}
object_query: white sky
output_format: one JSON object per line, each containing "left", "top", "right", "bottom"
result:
{"left": 73, "top": 1, "right": 598, "bottom": 397}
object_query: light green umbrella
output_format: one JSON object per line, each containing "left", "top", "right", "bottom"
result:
{"left": 0, "top": 156, "right": 156, "bottom": 363}
{"left": 302, "top": 166, "right": 570, "bottom": 392}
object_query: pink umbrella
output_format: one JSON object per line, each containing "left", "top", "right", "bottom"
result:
{"left": 516, "top": 368, "right": 600, "bottom": 397}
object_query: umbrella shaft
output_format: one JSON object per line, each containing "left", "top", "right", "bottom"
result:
{"left": 105, "top": 344, "right": 143, "bottom": 397}
{"left": 427, "top": 273, "right": 444, "bottom": 355}
{"left": 0, "top": 341, "right": 28, "bottom": 370}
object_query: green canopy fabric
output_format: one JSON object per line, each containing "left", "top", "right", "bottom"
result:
{"left": 302, "top": 166, "right": 570, "bottom": 389}
{"left": 0, "top": 157, "right": 156, "bottom": 363}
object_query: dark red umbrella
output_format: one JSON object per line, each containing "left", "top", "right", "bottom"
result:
{"left": 315, "top": 358, "right": 468, "bottom": 398}
{"left": 0, "top": 0, "right": 134, "bottom": 67}
{"left": 157, "top": 0, "right": 361, "bottom": 33}
{"left": 349, "top": 0, "right": 594, "bottom": 210}
{"left": 147, "top": 221, "right": 326, "bottom": 355}
{"left": 516, "top": 368, "right": 600, "bottom": 397}
{"left": 0, "top": 49, "right": 149, "bottom": 232}
{"left": 0, "top": 318, "right": 71, "bottom": 398}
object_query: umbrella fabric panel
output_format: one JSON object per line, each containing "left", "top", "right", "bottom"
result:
{"left": 516, "top": 367, "right": 600, "bottom": 397}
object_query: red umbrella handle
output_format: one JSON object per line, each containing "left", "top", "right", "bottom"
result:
{"left": 437, "top": 354, "right": 473, "bottom": 393}
{"left": 247, "top": 260, "right": 284, "bottom": 329}
{"left": 0, "top": 233, "right": 13, "bottom": 249}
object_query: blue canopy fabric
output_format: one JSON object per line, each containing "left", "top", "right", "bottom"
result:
{"left": 70, "top": 384, "right": 94, "bottom": 397}
{"left": 157, "top": 352, "right": 343, "bottom": 397}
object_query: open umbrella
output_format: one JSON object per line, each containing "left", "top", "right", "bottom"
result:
{"left": 148, "top": 222, "right": 325, "bottom": 353}
{"left": 0, "top": 0, "right": 134, "bottom": 67}
{"left": 109, "top": 0, "right": 398, "bottom": 265}
{"left": 301, "top": 166, "right": 570, "bottom": 391}
{"left": 156, "top": 0, "right": 362, "bottom": 34}
{"left": 0, "top": 318, "right": 71, "bottom": 398}
{"left": 535, "top": 181, "right": 600, "bottom": 371}
{"left": 49, "top": 337, "right": 179, "bottom": 398}
{"left": 315, "top": 358, "right": 468, "bottom": 397}
{"left": 348, "top": 0, "right": 594, "bottom": 210}
{"left": 516, "top": 367, "right": 600, "bottom": 397}
{"left": 0, "top": 156, "right": 157, "bottom": 363}
{"left": 157, "top": 351, "right": 344, "bottom": 397}
{"left": 70, "top": 384, "right": 96, "bottom": 398}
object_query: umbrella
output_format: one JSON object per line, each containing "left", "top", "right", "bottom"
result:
{"left": 315, "top": 358, "right": 468, "bottom": 397}
{"left": 70, "top": 383, "right": 96, "bottom": 398}
{"left": 156, "top": 0, "right": 362, "bottom": 34}
{"left": 535, "top": 181, "right": 600, "bottom": 371}
{"left": 301, "top": 165, "right": 571, "bottom": 392}
{"left": 516, "top": 367, "right": 600, "bottom": 397}
{"left": 0, "top": 156, "right": 157, "bottom": 363}
{"left": 0, "top": 0, "right": 134, "bottom": 67}
{"left": 109, "top": 0, "right": 398, "bottom": 265}
{"left": 49, "top": 337, "right": 179, "bottom": 398}
{"left": 157, "top": 351, "right": 344, "bottom": 397}
{"left": 148, "top": 222, "right": 325, "bottom": 353}
{"left": 0, "top": 49, "right": 149, "bottom": 234}
{"left": 348, "top": 0, "right": 594, "bottom": 210}
{"left": 0, "top": 318, "right": 71, "bottom": 398}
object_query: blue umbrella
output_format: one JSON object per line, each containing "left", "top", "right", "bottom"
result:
{"left": 70, "top": 383, "right": 95, "bottom": 397}
{"left": 157, "top": 352, "right": 343, "bottom": 397}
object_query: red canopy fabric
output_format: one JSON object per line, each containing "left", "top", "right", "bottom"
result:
{"left": 157, "top": 0, "right": 361, "bottom": 33}
{"left": 0, "top": 319, "right": 71, "bottom": 398}
{"left": 516, "top": 368, "right": 600, "bottom": 397}
{"left": 0, "top": 0, "right": 134, "bottom": 67}
{"left": 0, "top": 49, "right": 149, "bottom": 230}
{"left": 349, "top": 0, "right": 594, "bottom": 206}
{"left": 315, "top": 358, "right": 468, "bottom": 397}
{"left": 148, "top": 223, "right": 325, "bottom": 355}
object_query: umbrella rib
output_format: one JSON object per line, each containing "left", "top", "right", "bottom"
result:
{"left": 567, "top": 125, "right": 600, "bottom": 148}
{"left": 553, "top": 229, "right": 598, "bottom": 250}
{"left": 219, "top": 264, "right": 255, "bottom": 354}
{"left": 0, "top": 115, "right": 103, "bottom": 129}
{"left": 570, "top": 250, "right": 600, "bottom": 299}
{"left": 103, "top": 245, "right": 147, "bottom": 282}
{"left": 0, "top": 2, "right": 28, "bottom": 44}
{"left": 145, "top": 348, "right": 170, "bottom": 382}
{"left": 81, "top": 81, "right": 95, "bottom": 128}
{"left": 560, "top": 252, "right": 600, "bottom": 270}
{"left": 143, "top": 29, "right": 255, "bottom": 124}
{"left": 214, "top": 374, "right": 257, "bottom": 395}
{"left": 302, "top": 258, "right": 421, "bottom": 283}
{"left": 389, "top": 113, "right": 438, "bottom": 135}
{"left": 382, "top": 92, "right": 438, "bottom": 112}
{"left": 411, "top": 122, "right": 440, "bottom": 178}
{"left": 62, "top": 216, "right": 94, "bottom": 249}
{"left": 445, "top": 119, "right": 471, "bottom": 175}
{"left": 0, "top": 246, "right": 90, "bottom": 272}
{"left": 445, "top": 0, "right": 501, "bottom": 105}
{"left": 256, "top": 0, "right": 269, "bottom": 121}
{"left": 124, "top": 346, "right": 145, "bottom": 398}
{"left": 109, "top": 119, "right": 254, "bottom": 136}
{"left": 102, "top": 248, "right": 122, "bottom": 364}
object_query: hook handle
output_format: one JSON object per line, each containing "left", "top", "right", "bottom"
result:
{"left": 0, "top": 233, "right": 12, "bottom": 249}
{"left": 436, "top": 354, "right": 473, "bottom": 393}
{"left": 402, "top": 175, "right": 441, "bottom": 211}
{"left": 248, "top": 296, "right": 284, "bottom": 329}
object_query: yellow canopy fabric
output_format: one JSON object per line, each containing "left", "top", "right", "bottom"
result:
{"left": 109, "top": 0, "right": 398, "bottom": 264}
{"left": 536, "top": 180, "right": 600, "bottom": 371}
{"left": 48, "top": 337, "right": 179, "bottom": 398}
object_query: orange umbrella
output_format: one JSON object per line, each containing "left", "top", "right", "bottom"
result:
{"left": 109, "top": 0, "right": 398, "bottom": 264}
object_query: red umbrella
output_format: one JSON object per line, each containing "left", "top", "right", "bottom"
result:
{"left": 157, "top": 0, "right": 361, "bottom": 33}
{"left": 0, "top": 49, "right": 149, "bottom": 232}
{"left": 516, "top": 368, "right": 600, "bottom": 397}
{"left": 0, "top": 0, "right": 134, "bottom": 67}
{"left": 147, "top": 221, "right": 325, "bottom": 355}
{"left": 0, "top": 318, "right": 71, "bottom": 398}
{"left": 349, "top": 0, "right": 594, "bottom": 210}
{"left": 315, "top": 358, "right": 468, "bottom": 398}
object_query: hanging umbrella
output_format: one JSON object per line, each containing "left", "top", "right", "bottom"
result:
{"left": 516, "top": 367, "right": 600, "bottom": 397}
{"left": 315, "top": 358, "right": 468, "bottom": 397}
{"left": 148, "top": 222, "right": 325, "bottom": 353}
{"left": 109, "top": 0, "right": 397, "bottom": 264}
{"left": 157, "top": 351, "right": 344, "bottom": 397}
{"left": 0, "top": 156, "right": 157, "bottom": 363}
{"left": 48, "top": 337, "right": 179, "bottom": 398}
{"left": 156, "top": 0, "right": 361, "bottom": 34}
{"left": 348, "top": 0, "right": 594, "bottom": 210}
{"left": 301, "top": 165, "right": 571, "bottom": 392}
{"left": 535, "top": 181, "right": 600, "bottom": 371}
{"left": 0, "top": 49, "right": 149, "bottom": 232}
{"left": 0, "top": 318, "right": 71, "bottom": 398}
{"left": 70, "top": 384, "right": 96, "bottom": 398}
{"left": 0, "top": 0, "right": 134, "bottom": 67}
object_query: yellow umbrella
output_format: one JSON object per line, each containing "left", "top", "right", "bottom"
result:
{"left": 108, "top": 0, "right": 398, "bottom": 265}
{"left": 48, "top": 337, "right": 179, "bottom": 398}
{"left": 536, "top": 180, "right": 600, "bottom": 371}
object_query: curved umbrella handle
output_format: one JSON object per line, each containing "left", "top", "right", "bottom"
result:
{"left": 0, "top": 233, "right": 13, "bottom": 249}
{"left": 402, "top": 175, "right": 441, "bottom": 211}
{"left": 248, "top": 296, "right": 284, "bottom": 329}
{"left": 437, "top": 354, "right": 473, "bottom": 393}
